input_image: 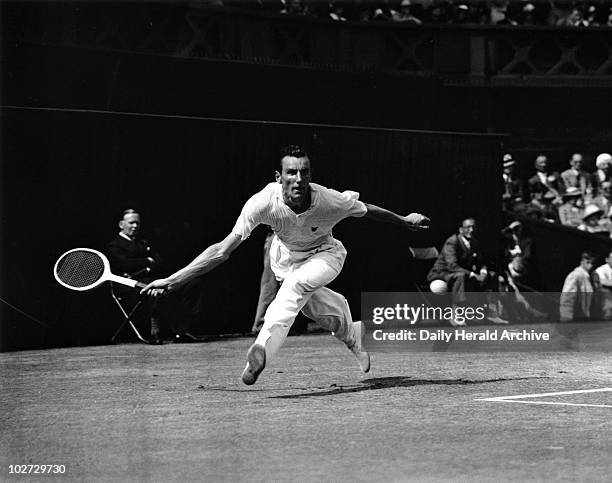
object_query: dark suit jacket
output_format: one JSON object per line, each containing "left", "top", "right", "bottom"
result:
{"left": 427, "top": 234, "right": 485, "bottom": 282}
{"left": 527, "top": 171, "right": 562, "bottom": 197}
{"left": 107, "top": 235, "right": 159, "bottom": 279}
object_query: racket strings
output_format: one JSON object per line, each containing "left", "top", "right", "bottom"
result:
{"left": 56, "top": 251, "right": 105, "bottom": 288}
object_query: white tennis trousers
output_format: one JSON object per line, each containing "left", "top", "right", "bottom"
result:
{"left": 253, "top": 237, "right": 357, "bottom": 362}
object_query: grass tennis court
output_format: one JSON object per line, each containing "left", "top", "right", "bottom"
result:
{"left": 2, "top": 334, "right": 612, "bottom": 481}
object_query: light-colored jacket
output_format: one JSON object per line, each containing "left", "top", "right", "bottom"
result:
{"left": 560, "top": 266, "right": 597, "bottom": 321}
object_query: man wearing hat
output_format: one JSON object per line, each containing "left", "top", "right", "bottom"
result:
{"left": 558, "top": 187, "right": 584, "bottom": 227}
{"left": 502, "top": 153, "right": 524, "bottom": 214}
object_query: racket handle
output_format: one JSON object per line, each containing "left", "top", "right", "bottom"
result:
{"left": 135, "top": 281, "right": 147, "bottom": 289}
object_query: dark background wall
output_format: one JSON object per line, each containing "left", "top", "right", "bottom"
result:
{"left": 1, "top": 93, "right": 504, "bottom": 350}
{"left": 8, "top": 1, "right": 612, "bottom": 351}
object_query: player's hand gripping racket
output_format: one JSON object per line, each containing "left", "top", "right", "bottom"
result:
{"left": 54, "top": 248, "right": 147, "bottom": 291}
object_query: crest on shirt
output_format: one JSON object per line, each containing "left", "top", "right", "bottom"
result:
{"left": 311, "top": 226, "right": 318, "bottom": 232}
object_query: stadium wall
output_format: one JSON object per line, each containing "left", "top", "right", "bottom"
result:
{"left": 2, "top": 42, "right": 505, "bottom": 351}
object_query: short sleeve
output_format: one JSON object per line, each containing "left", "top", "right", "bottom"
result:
{"left": 340, "top": 190, "right": 367, "bottom": 218}
{"left": 232, "top": 194, "right": 266, "bottom": 240}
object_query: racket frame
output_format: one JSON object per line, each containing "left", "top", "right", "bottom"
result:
{"left": 54, "top": 248, "right": 145, "bottom": 291}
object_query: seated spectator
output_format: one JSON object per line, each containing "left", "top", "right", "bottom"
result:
{"left": 520, "top": 2, "right": 538, "bottom": 25}
{"left": 107, "top": 209, "right": 203, "bottom": 344}
{"left": 592, "top": 181, "right": 612, "bottom": 215}
{"left": 566, "top": 6, "right": 590, "bottom": 26}
{"left": 427, "top": 217, "right": 507, "bottom": 326}
{"left": 424, "top": 1, "right": 451, "bottom": 23}
{"left": 577, "top": 204, "right": 609, "bottom": 235}
{"left": 592, "top": 152, "right": 612, "bottom": 195}
{"left": 328, "top": 1, "right": 347, "bottom": 21}
{"left": 392, "top": 0, "right": 423, "bottom": 24}
{"left": 595, "top": 249, "right": 612, "bottom": 319}
{"left": 490, "top": 0, "right": 508, "bottom": 24}
{"left": 525, "top": 191, "right": 560, "bottom": 224}
{"left": 498, "top": 254, "right": 548, "bottom": 323}
{"left": 558, "top": 187, "right": 585, "bottom": 228}
{"left": 501, "top": 220, "right": 532, "bottom": 264}
{"left": 502, "top": 153, "right": 524, "bottom": 214}
{"left": 280, "top": 0, "right": 312, "bottom": 16}
{"left": 527, "top": 154, "right": 562, "bottom": 204}
{"left": 560, "top": 251, "right": 599, "bottom": 322}
{"left": 107, "top": 209, "right": 162, "bottom": 343}
{"left": 561, "top": 152, "right": 594, "bottom": 200}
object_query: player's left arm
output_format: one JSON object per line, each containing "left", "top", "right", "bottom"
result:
{"left": 362, "top": 203, "right": 430, "bottom": 231}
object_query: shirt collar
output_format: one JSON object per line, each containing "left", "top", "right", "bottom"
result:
{"left": 119, "top": 232, "right": 134, "bottom": 241}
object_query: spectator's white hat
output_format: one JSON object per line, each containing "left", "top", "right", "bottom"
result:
{"left": 503, "top": 153, "right": 515, "bottom": 168}
{"left": 400, "top": 0, "right": 411, "bottom": 6}
{"left": 457, "top": 4, "right": 469, "bottom": 10}
{"left": 563, "top": 187, "right": 582, "bottom": 198}
{"left": 523, "top": 3, "right": 535, "bottom": 12}
{"left": 583, "top": 204, "right": 603, "bottom": 220}
{"left": 596, "top": 153, "right": 612, "bottom": 169}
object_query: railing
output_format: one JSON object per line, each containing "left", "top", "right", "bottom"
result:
{"left": 3, "top": 2, "right": 612, "bottom": 85}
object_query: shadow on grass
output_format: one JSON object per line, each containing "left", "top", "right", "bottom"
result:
{"left": 272, "top": 376, "right": 545, "bottom": 399}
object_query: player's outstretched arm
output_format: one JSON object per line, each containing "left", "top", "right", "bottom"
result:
{"left": 363, "top": 203, "right": 430, "bottom": 231}
{"left": 141, "top": 232, "right": 243, "bottom": 296}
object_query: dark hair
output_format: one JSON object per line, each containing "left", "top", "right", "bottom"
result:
{"left": 581, "top": 251, "right": 595, "bottom": 262}
{"left": 279, "top": 145, "right": 308, "bottom": 170}
{"left": 459, "top": 217, "right": 476, "bottom": 228}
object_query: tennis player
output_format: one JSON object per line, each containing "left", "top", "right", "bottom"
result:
{"left": 142, "top": 145, "right": 429, "bottom": 385}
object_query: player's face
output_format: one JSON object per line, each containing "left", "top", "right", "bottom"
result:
{"left": 119, "top": 213, "right": 140, "bottom": 238}
{"left": 581, "top": 259, "right": 594, "bottom": 272}
{"left": 277, "top": 155, "right": 311, "bottom": 205}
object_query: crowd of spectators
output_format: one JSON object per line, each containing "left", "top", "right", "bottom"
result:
{"left": 202, "top": 0, "right": 612, "bottom": 27}
{"left": 503, "top": 151, "right": 612, "bottom": 235}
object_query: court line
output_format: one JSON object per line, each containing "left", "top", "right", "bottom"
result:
{"left": 476, "top": 387, "right": 612, "bottom": 408}
{"left": 478, "top": 400, "right": 612, "bottom": 408}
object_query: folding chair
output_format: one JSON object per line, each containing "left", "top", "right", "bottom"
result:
{"left": 109, "top": 283, "right": 151, "bottom": 344}
{"left": 408, "top": 246, "right": 440, "bottom": 306}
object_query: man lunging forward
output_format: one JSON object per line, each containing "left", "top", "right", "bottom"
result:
{"left": 142, "top": 145, "right": 430, "bottom": 385}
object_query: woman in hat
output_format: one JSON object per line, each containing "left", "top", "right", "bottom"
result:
{"left": 577, "top": 204, "right": 608, "bottom": 235}
{"left": 558, "top": 187, "right": 584, "bottom": 227}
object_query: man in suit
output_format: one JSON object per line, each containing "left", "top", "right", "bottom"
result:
{"left": 502, "top": 153, "right": 524, "bottom": 214}
{"left": 427, "top": 217, "right": 506, "bottom": 326}
{"left": 560, "top": 152, "right": 594, "bottom": 199}
{"left": 526, "top": 154, "right": 562, "bottom": 202}
{"left": 107, "top": 209, "right": 201, "bottom": 344}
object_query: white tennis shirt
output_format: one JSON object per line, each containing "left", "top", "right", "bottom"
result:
{"left": 232, "top": 182, "right": 367, "bottom": 253}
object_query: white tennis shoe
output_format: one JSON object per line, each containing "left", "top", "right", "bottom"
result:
{"left": 241, "top": 343, "right": 266, "bottom": 385}
{"left": 348, "top": 321, "right": 370, "bottom": 373}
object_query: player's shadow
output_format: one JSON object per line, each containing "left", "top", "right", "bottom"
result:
{"left": 272, "top": 376, "right": 542, "bottom": 399}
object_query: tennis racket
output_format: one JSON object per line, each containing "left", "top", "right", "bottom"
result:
{"left": 54, "top": 248, "right": 146, "bottom": 291}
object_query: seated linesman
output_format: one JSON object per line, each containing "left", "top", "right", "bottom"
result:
{"left": 107, "top": 208, "right": 201, "bottom": 344}
{"left": 426, "top": 217, "right": 508, "bottom": 326}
